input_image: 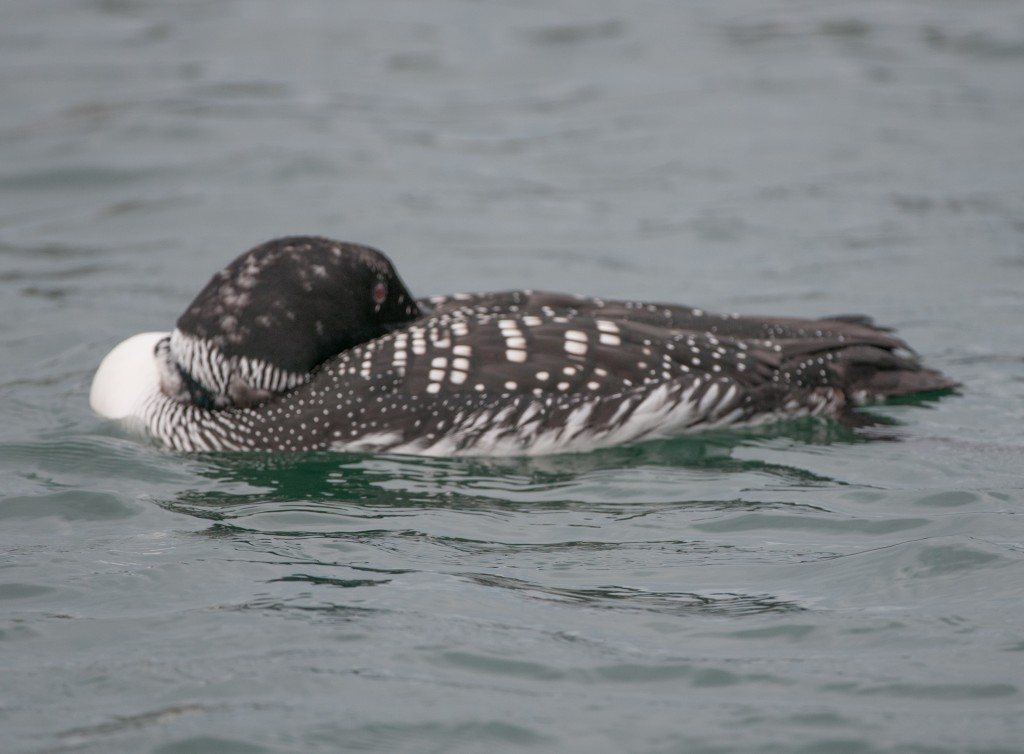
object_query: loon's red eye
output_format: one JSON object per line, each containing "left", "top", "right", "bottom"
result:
{"left": 372, "top": 281, "right": 387, "bottom": 304}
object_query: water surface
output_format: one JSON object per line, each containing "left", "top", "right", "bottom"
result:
{"left": 2, "top": 1, "right": 1024, "bottom": 752}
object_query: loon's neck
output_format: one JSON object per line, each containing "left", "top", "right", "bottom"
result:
{"left": 90, "top": 335, "right": 261, "bottom": 452}
{"left": 161, "top": 329, "right": 310, "bottom": 410}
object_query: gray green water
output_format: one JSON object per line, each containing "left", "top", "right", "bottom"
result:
{"left": 3, "top": 1, "right": 1024, "bottom": 752}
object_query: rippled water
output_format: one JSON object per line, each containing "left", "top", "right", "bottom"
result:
{"left": 3, "top": 1, "right": 1024, "bottom": 752}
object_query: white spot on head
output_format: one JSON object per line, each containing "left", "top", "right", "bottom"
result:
{"left": 599, "top": 333, "right": 621, "bottom": 347}
{"left": 506, "top": 350, "right": 527, "bottom": 363}
{"left": 565, "top": 341, "right": 588, "bottom": 356}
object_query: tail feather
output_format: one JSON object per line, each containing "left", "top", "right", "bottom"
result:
{"left": 820, "top": 344, "right": 957, "bottom": 402}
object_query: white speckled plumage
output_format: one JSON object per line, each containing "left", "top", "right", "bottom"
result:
{"left": 90, "top": 236, "right": 956, "bottom": 456}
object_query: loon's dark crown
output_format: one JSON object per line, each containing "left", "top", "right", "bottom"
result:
{"left": 165, "top": 237, "right": 421, "bottom": 408}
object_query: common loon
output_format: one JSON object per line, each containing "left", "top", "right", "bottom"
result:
{"left": 89, "top": 236, "right": 956, "bottom": 456}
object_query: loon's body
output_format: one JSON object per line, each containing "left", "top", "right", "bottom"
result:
{"left": 90, "top": 236, "right": 955, "bottom": 456}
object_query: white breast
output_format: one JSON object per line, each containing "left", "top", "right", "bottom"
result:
{"left": 90, "top": 331, "right": 168, "bottom": 421}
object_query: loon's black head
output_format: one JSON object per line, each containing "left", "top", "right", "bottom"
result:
{"left": 161, "top": 236, "right": 422, "bottom": 409}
